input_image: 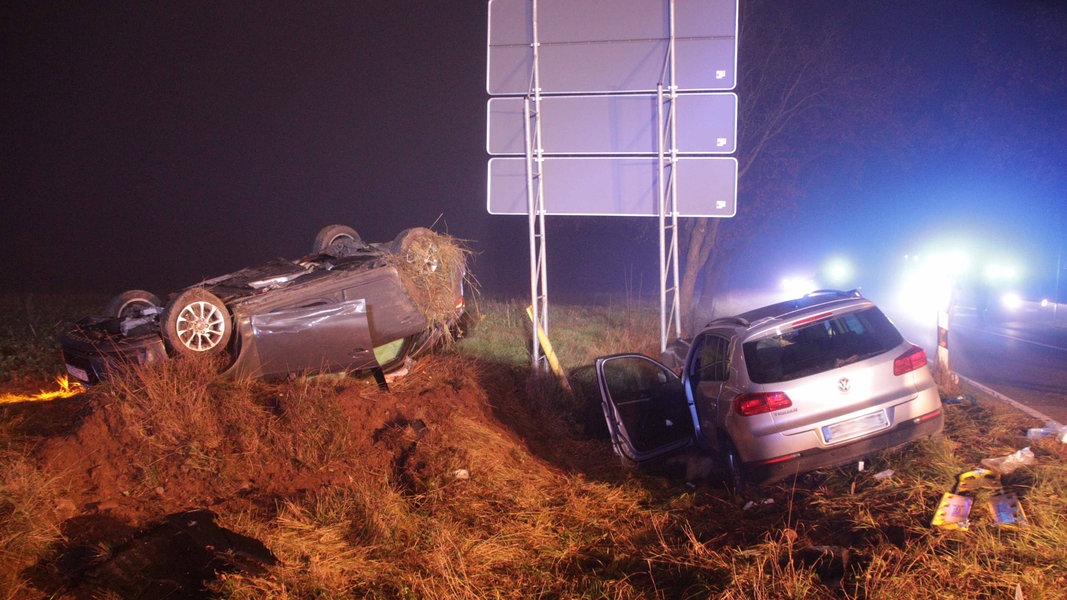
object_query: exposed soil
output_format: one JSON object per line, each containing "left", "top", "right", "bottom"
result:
{"left": 6, "top": 355, "right": 586, "bottom": 599}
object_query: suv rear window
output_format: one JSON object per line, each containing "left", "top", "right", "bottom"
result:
{"left": 742, "top": 307, "right": 904, "bottom": 383}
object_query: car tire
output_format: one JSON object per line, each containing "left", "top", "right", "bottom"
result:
{"left": 390, "top": 227, "right": 441, "bottom": 274}
{"left": 313, "top": 224, "right": 363, "bottom": 257}
{"left": 720, "top": 435, "right": 746, "bottom": 494}
{"left": 161, "top": 288, "right": 233, "bottom": 356}
{"left": 103, "top": 289, "right": 162, "bottom": 319}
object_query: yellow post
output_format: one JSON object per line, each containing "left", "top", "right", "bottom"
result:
{"left": 526, "top": 306, "right": 572, "bottom": 392}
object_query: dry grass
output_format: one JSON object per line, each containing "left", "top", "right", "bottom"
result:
{"left": 214, "top": 485, "right": 413, "bottom": 599}
{"left": 93, "top": 355, "right": 269, "bottom": 492}
{"left": 86, "top": 353, "right": 385, "bottom": 500}
{"left": 0, "top": 446, "right": 70, "bottom": 600}
{"left": 0, "top": 297, "right": 1065, "bottom": 598}
{"left": 459, "top": 298, "right": 660, "bottom": 367}
{"left": 387, "top": 228, "right": 474, "bottom": 347}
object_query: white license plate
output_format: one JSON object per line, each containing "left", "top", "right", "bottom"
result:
{"left": 65, "top": 364, "right": 89, "bottom": 384}
{"left": 823, "top": 410, "right": 889, "bottom": 444}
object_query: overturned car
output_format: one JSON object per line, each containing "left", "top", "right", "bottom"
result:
{"left": 59, "top": 225, "right": 468, "bottom": 385}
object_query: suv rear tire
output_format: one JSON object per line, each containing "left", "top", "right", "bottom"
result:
{"left": 720, "top": 435, "right": 746, "bottom": 494}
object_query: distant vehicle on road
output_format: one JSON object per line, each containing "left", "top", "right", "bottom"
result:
{"left": 594, "top": 290, "right": 943, "bottom": 486}
{"left": 59, "top": 225, "right": 467, "bottom": 385}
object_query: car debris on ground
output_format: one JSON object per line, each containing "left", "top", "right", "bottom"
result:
{"left": 980, "top": 447, "right": 1037, "bottom": 475}
{"left": 932, "top": 446, "right": 1044, "bottom": 531}
{"left": 1026, "top": 421, "right": 1067, "bottom": 443}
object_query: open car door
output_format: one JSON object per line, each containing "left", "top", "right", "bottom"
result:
{"left": 594, "top": 354, "right": 695, "bottom": 463}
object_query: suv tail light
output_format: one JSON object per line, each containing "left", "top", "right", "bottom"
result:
{"left": 734, "top": 392, "right": 793, "bottom": 416}
{"left": 893, "top": 345, "right": 927, "bottom": 376}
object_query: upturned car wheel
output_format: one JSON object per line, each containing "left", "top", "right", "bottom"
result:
{"left": 103, "top": 289, "right": 162, "bottom": 319}
{"left": 390, "top": 227, "right": 441, "bottom": 273}
{"left": 162, "top": 288, "right": 233, "bottom": 355}
{"left": 313, "top": 224, "right": 363, "bottom": 257}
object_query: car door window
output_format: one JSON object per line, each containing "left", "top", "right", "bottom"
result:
{"left": 595, "top": 355, "right": 692, "bottom": 460}
{"left": 687, "top": 333, "right": 731, "bottom": 432}
{"left": 689, "top": 333, "right": 731, "bottom": 385}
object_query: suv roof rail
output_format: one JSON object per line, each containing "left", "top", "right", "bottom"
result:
{"left": 804, "top": 288, "right": 863, "bottom": 299}
{"left": 704, "top": 316, "right": 751, "bottom": 328}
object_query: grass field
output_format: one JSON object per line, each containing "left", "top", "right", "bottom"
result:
{"left": 0, "top": 293, "right": 1065, "bottom": 598}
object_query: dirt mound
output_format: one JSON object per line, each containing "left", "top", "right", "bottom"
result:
{"left": 23, "top": 353, "right": 551, "bottom": 598}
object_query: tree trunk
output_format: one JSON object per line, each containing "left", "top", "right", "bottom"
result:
{"left": 679, "top": 218, "right": 720, "bottom": 334}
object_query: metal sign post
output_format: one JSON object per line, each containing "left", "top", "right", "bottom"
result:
{"left": 487, "top": 0, "right": 739, "bottom": 365}
{"left": 523, "top": 9, "right": 549, "bottom": 369}
{"left": 657, "top": 0, "right": 682, "bottom": 352}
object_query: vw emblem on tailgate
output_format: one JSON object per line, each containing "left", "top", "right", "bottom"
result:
{"left": 837, "top": 378, "right": 851, "bottom": 393}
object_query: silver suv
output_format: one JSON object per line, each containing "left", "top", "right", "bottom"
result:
{"left": 594, "top": 290, "right": 944, "bottom": 485}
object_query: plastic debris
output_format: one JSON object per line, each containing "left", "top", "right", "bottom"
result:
{"left": 956, "top": 468, "right": 1001, "bottom": 492}
{"left": 943, "top": 393, "right": 978, "bottom": 406}
{"left": 988, "top": 491, "right": 1028, "bottom": 528}
{"left": 872, "top": 469, "right": 894, "bottom": 481}
{"left": 980, "top": 447, "right": 1036, "bottom": 475}
{"left": 1026, "top": 421, "right": 1067, "bottom": 443}
{"left": 931, "top": 492, "right": 973, "bottom": 530}
{"left": 933, "top": 456, "right": 1034, "bottom": 531}
{"left": 452, "top": 468, "right": 470, "bottom": 481}
{"left": 743, "top": 498, "right": 775, "bottom": 511}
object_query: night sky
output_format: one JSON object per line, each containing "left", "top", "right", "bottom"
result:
{"left": 3, "top": 1, "right": 1065, "bottom": 310}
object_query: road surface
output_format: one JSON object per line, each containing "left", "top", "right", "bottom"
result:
{"left": 948, "top": 307, "right": 1067, "bottom": 424}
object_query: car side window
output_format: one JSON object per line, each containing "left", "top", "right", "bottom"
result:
{"left": 689, "top": 333, "right": 731, "bottom": 384}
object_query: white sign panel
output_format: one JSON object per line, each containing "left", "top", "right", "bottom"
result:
{"left": 487, "top": 92, "right": 736, "bottom": 155}
{"left": 485, "top": 0, "right": 739, "bottom": 220}
{"left": 487, "top": 156, "right": 737, "bottom": 217}
{"left": 487, "top": 0, "right": 738, "bottom": 94}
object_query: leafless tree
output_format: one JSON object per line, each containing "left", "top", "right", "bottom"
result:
{"left": 678, "top": 2, "right": 892, "bottom": 331}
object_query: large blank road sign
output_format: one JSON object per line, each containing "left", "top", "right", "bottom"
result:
{"left": 488, "top": 156, "right": 737, "bottom": 217}
{"left": 487, "top": 0, "right": 737, "bottom": 94}
{"left": 486, "top": 0, "right": 739, "bottom": 219}
{"left": 487, "top": 92, "right": 736, "bottom": 155}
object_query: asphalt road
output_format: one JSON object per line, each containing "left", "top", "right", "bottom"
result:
{"left": 885, "top": 298, "right": 1067, "bottom": 425}
{"left": 945, "top": 305, "right": 1067, "bottom": 425}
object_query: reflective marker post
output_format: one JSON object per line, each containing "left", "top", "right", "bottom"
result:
{"left": 935, "top": 309, "right": 959, "bottom": 388}
{"left": 526, "top": 306, "right": 571, "bottom": 392}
